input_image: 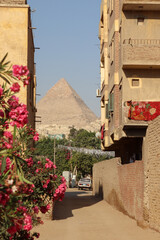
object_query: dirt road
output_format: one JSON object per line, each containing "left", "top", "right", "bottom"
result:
{"left": 34, "top": 189, "right": 160, "bottom": 240}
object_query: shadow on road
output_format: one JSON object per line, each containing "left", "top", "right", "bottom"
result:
{"left": 52, "top": 189, "right": 101, "bottom": 220}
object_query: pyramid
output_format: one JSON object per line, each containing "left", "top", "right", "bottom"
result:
{"left": 36, "top": 78, "right": 98, "bottom": 130}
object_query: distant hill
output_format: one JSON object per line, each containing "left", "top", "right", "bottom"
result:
{"left": 36, "top": 78, "right": 100, "bottom": 136}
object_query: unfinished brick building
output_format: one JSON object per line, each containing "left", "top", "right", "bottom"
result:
{"left": 99, "top": 0, "right": 160, "bottom": 163}
{"left": 95, "top": 0, "right": 160, "bottom": 232}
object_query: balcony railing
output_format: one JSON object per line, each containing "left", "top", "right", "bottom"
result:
{"left": 122, "top": 39, "right": 160, "bottom": 68}
{"left": 123, "top": 39, "right": 160, "bottom": 45}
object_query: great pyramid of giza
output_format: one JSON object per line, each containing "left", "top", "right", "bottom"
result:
{"left": 36, "top": 78, "right": 99, "bottom": 135}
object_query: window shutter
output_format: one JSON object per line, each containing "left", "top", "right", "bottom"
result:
{"left": 106, "top": 103, "right": 109, "bottom": 119}
{"left": 108, "top": 93, "right": 114, "bottom": 112}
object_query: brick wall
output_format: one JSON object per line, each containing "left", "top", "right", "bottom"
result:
{"left": 143, "top": 116, "right": 160, "bottom": 231}
{"left": 118, "top": 161, "right": 144, "bottom": 222}
{"left": 114, "top": 84, "right": 119, "bottom": 128}
{"left": 93, "top": 158, "right": 144, "bottom": 222}
{"left": 0, "top": 0, "right": 26, "bottom": 4}
{"left": 123, "top": 44, "right": 160, "bottom": 66}
{"left": 94, "top": 116, "right": 160, "bottom": 231}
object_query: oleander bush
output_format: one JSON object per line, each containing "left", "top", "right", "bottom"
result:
{"left": 0, "top": 54, "right": 66, "bottom": 240}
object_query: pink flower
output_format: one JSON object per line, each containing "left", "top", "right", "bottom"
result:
{"left": 8, "top": 95, "right": 19, "bottom": 108}
{"left": 6, "top": 157, "right": 12, "bottom": 170}
{"left": 45, "top": 158, "right": 56, "bottom": 169}
{"left": 3, "top": 142, "right": 13, "bottom": 149}
{"left": 17, "top": 205, "right": 27, "bottom": 213}
{"left": 26, "top": 157, "right": 33, "bottom": 167}
{"left": 9, "top": 104, "right": 28, "bottom": 128}
{"left": 0, "top": 192, "right": 10, "bottom": 206}
{"left": 53, "top": 182, "right": 67, "bottom": 201}
{"left": 23, "top": 213, "right": 32, "bottom": 231}
{"left": 0, "top": 109, "right": 4, "bottom": 118}
{"left": 40, "top": 204, "right": 50, "bottom": 214}
{"left": 61, "top": 176, "right": 66, "bottom": 183}
{"left": 43, "top": 179, "right": 50, "bottom": 189}
{"left": 3, "top": 131, "right": 13, "bottom": 139}
{"left": 10, "top": 82, "right": 20, "bottom": 93}
{"left": 33, "top": 206, "right": 39, "bottom": 214}
{"left": 3, "top": 131, "right": 13, "bottom": 148}
{"left": 0, "top": 85, "right": 3, "bottom": 97}
{"left": 43, "top": 183, "right": 48, "bottom": 188}
{"left": 12, "top": 65, "right": 29, "bottom": 77}
{"left": 7, "top": 226, "right": 17, "bottom": 235}
{"left": 23, "top": 77, "right": 30, "bottom": 86}
{"left": 33, "top": 132, "right": 39, "bottom": 141}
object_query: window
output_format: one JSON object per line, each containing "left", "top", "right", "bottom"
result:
{"left": 108, "top": 93, "right": 114, "bottom": 112}
{"left": 106, "top": 93, "right": 114, "bottom": 119}
{"left": 132, "top": 78, "right": 140, "bottom": 87}
{"left": 137, "top": 17, "right": 144, "bottom": 26}
{"left": 106, "top": 103, "right": 109, "bottom": 119}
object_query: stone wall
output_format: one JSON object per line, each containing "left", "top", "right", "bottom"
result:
{"left": 93, "top": 158, "right": 144, "bottom": 222}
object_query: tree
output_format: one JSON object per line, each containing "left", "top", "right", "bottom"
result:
{"left": 35, "top": 137, "right": 70, "bottom": 174}
{"left": 35, "top": 128, "right": 108, "bottom": 178}
{"left": 69, "top": 128, "right": 101, "bottom": 149}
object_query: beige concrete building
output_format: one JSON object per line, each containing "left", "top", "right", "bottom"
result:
{"left": 0, "top": 0, "right": 36, "bottom": 129}
{"left": 99, "top": 0, "right": 160, "bottom": 163}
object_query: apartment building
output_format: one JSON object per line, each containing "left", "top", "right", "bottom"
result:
{"left": 99, "top": 0, "right": 160, "bottom": 163}
{"left": 0, "top": 0, "right": 36, "bottom": 129}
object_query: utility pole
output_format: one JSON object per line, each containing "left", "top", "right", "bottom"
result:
{"left": 54, "top": 137, "right": 56, "bottom": 174}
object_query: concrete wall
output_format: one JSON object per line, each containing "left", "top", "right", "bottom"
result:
{"left": 0, "top": 6, "right": 28, "bottom": 104}
{"left": 122, "top": 11, "right": 160, "bottom": 40}
{"left": 93, "top": 158, "right": 144, "bottom": 223}
{"left": 123, "top": 69, "right": 160, "bottom": 102}
{"left": 0, "top": 0, "right": 26, "bottom": 4}
{"left": 0, "top": 4, "right": 35, "bottom": 129}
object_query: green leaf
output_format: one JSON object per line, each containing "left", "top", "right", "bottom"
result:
{"left": 13, "top": 125, "right": 17, "bottom": 147}
{"left": 0, "top": 74, "right": 11, "bottom": 84}
{"left": 146, "top": 104, "right": 151, "bottom": 109}
{"left": 22, "top": 177, "right": 33, "bottom": 185}
{"left": 17, "top": 169, "right": 24, "bottom": 183}
{"left": 1, "top": 157, "right": 6, "bottom": 173}
{"left": 0, "top": 53, "right": 8, "bottom": 64}
{"left": 3, "top": 61, "right": 10, "bottom": 66}
{"left": 0, "top": 149, "right": 8, "bottom": 155}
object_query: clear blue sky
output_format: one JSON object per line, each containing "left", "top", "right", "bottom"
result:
{"left": 28, "top": 0, "right": 101, "bottom": 117}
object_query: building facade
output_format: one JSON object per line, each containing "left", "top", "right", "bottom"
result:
{"left": 99, "top": 0, "right": 160, "bottom": 163}
{"left": 0, "top": 0, "right": 36, "bottom": 129}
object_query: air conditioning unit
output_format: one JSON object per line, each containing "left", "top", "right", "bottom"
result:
{"left": 96, "top": 89, "right": 101, "bottom": 98}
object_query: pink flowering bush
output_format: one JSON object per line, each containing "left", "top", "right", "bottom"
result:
{"left": 0, "top": 55, "right": 66, "bottom": 239}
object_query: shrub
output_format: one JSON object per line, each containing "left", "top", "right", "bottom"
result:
{"left": 0, "top": 54, "right": 66, "bottom": 239}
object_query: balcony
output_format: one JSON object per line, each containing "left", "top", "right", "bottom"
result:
{"left": 122, "top": 39, "right": 160, "bottom": 69}
{"left": 122, "top": 0, "right": 160, "bottom": 10}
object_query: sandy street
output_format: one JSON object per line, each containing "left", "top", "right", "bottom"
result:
{"left": 33, "top": 189, "right": 160, "bottom": 240}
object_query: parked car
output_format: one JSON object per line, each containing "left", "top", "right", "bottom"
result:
{"left": 78, "top": 178, "right": 92, "bottom": 190}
